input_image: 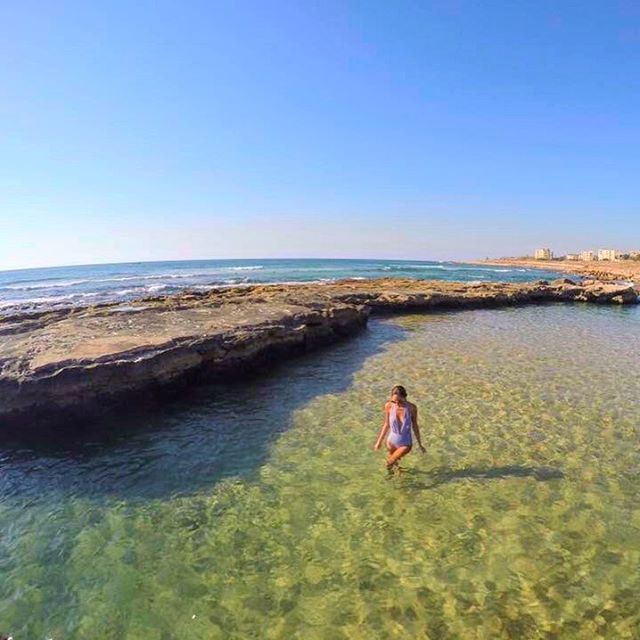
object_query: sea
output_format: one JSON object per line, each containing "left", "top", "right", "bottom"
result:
{"left": 0, "top": 257, "right": 569, "bottom": 315}
{"left": 3, "top": 259, "right": 640, "bottom": 638}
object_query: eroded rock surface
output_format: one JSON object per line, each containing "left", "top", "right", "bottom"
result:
{"left": 1, "top": 277, "right": 637, "bottom": 428}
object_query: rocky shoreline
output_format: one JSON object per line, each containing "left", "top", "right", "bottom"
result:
{"left": 1, "top": 277, "right": 637, "bottom": 430}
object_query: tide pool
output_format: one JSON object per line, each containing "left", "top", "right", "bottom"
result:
{"left": 1, "top": 304, "right": 639, "bottom": 638}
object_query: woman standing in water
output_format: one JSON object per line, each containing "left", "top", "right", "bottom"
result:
{"left": 374, "top": 385, "right": 426, "bottom": 471}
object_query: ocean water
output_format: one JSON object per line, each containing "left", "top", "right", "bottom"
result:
{"left": 1, "top": 303, "right": 639, "bottom": 638}
{"left": 0, "top": 258, "right": 569, "bottom": 315}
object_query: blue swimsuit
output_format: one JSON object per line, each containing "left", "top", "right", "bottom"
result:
{"left": 387, "top": 402, "right": 413, "bottom": 447}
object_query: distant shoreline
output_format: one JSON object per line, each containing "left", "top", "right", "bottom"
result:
{"left": 471, "top": 258, "right": 640, "bottom": 284}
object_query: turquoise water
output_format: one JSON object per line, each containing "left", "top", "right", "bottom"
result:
{"left": 2, "top": 304, "right": 640, "bottom": 638}
{"left": 0, "top": 258, "right": 568, "bottom": 314}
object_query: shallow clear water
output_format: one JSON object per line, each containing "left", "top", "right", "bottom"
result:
{"left": 2, "top": 304, "right": 640, "bottom": 638}
{"left": 0, "top": 257, "right": 568, "bottom": 314}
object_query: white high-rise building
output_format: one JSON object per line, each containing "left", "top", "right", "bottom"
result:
{"left": 534, "top": 248, "right": 553, "bottom": 260}
{"left": 597, "top": 249, "right": 621, "bottom": 261}
{"left": 579, "top": 251, "right": 596, "bottom": 261}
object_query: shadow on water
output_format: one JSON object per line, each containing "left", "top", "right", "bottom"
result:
{"left": 394, "top": 464, "right": 564, "bottom": 489}
{"left": 0, "top": 319, "right": 406, "bottom": 503}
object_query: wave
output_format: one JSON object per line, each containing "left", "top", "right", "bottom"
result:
{"left": 223, "top": 265, "right": 264, "bottom": 271}
{"left": 382, "top": 264, "right": 463, "bottom": 272}
{"left": 90, "top": 267, "right": 264, "bottom": 282}
{"left": 93, "top": 273, "right": 208, "bottom": 283}
{"left": 0, "top": 279, "right": 91, "bottom": 291}
{"left": 2, "top": 264, "right": 400, "bottom": 291}
{"left": 0, "top": 260, "right": 559, "bottom": 315}
{"left": 0, "top": 277, "right": 258, "bottom": 309}
{"left": 190, "top": 284, "right": 222, "bottom": 291}
{"left": 125, "top": 283, "right": 197, "bottom": 295}
{"left": 0, "top": 291, "right": 103, "bottom": 309}
{"left": 380, "top": 263, "right": 536, "bottom": 274}
{"left": 113, "top": 288, "right": 145, "bottom": 296}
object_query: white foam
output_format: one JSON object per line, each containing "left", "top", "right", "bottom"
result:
{"left": 0, "top": 295, "right": 75, "bottom": 308}
{"left": 112, "top": 304, "right": 151, "bottom": 313}
{"left": 222, "top": 265, "right": 264, "bottom": 271}
{"left": 113, "top": 288, "right": 141, "bottom": 296}
{"left": 190, "top": 284, "right": 221, "bottom": 291}
{"left": 388, "top": 264, "right": 468, "bottom": 271}
{"left": 0, "top": 290, "right": 108, "bottom": 310}
{"left": 1, "top": 279, "right": 90, "bottom": 290}
{"left": 88, "top": 265, "right": 265, "bottom": 281}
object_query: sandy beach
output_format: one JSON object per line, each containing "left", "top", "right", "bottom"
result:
{"left": 472, "top": 258, "right": 640, "bottom": 283}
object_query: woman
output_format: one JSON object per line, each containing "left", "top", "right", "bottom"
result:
{"left": 374, "top": 385, "right": 426, "bottom": 471}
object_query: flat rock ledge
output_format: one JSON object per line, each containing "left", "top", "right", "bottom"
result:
{"left": 1, "top": 277, "right": 637, "bottom": 429}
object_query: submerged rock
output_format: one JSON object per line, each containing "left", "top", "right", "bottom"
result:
{"left": 532, "top": 466, "right": 565, "bottom": 481}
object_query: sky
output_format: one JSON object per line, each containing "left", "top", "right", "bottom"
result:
{"left": 1, "top": 0, "right": 639, "bottom": 271}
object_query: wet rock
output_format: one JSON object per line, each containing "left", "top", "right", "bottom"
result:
{"left": 577, "top": 282, "right": 638, "bottom": 304}
{"left": 532, "top": 466, "right": 564, "bottom": 481}
{"left": 0, "top": 277, "right": 637, "bottom": 429}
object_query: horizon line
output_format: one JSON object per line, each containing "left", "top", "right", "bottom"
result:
{"left": 0, "top": 255, "right": 490, "bottom": 274}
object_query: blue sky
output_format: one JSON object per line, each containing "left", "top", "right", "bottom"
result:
{"left": 1, "top": 1, "right": 639, "bottom": 270}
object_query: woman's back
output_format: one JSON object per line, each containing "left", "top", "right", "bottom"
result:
{"left": 390, "top": 402, "right": 412, "bottom": 436}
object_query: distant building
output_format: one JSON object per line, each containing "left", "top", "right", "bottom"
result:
{"left": 597, "top": 249, "right": 621, "bottom": 261}
{"left": 565, "top": 254, "right": 579, "bottom": 261}
{"left": 629, "top": 251, "right": 640, "bottom": 260}
{"left": 534, "top": 248, "right": 553, "bottom": 260}
{"left": 579, "top": 251, "right": 597, "bottom": 261}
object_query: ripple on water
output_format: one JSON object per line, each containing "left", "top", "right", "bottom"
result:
{"left": 1, "top": 305, "right": 640, "bottom": 638}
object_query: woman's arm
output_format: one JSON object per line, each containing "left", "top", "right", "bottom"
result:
{"left": 374, "top": 403, "right": 390, "bottom": 450}
{"left": 412, "top": 404, "right": 426, "bottom": 453}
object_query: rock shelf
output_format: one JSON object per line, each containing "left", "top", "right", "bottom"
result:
{"left": 1, "top": 277, "right": 637, "bottom": 429}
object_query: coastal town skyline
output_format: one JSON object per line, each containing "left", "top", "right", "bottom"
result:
{"left": 532, "top": 247, "right": 640, "bottom": 261}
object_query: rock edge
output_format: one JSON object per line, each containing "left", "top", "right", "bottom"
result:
{"left": 1, "top": 277, "right": 637, "bottom": 430}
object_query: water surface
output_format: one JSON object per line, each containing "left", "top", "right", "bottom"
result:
{"left": 1, "top": 304, "right": 639, "bottom": 638}
{"left": 0, "top": 258, "right": 568, "bottom": 315}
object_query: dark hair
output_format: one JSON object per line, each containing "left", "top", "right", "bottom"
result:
{"left": 391, "top": 385, "right": 407, "bottom": 398}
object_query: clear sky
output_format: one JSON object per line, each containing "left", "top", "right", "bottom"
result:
{"left": 1, "top": 1, "right": 639, "bottom": 270}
